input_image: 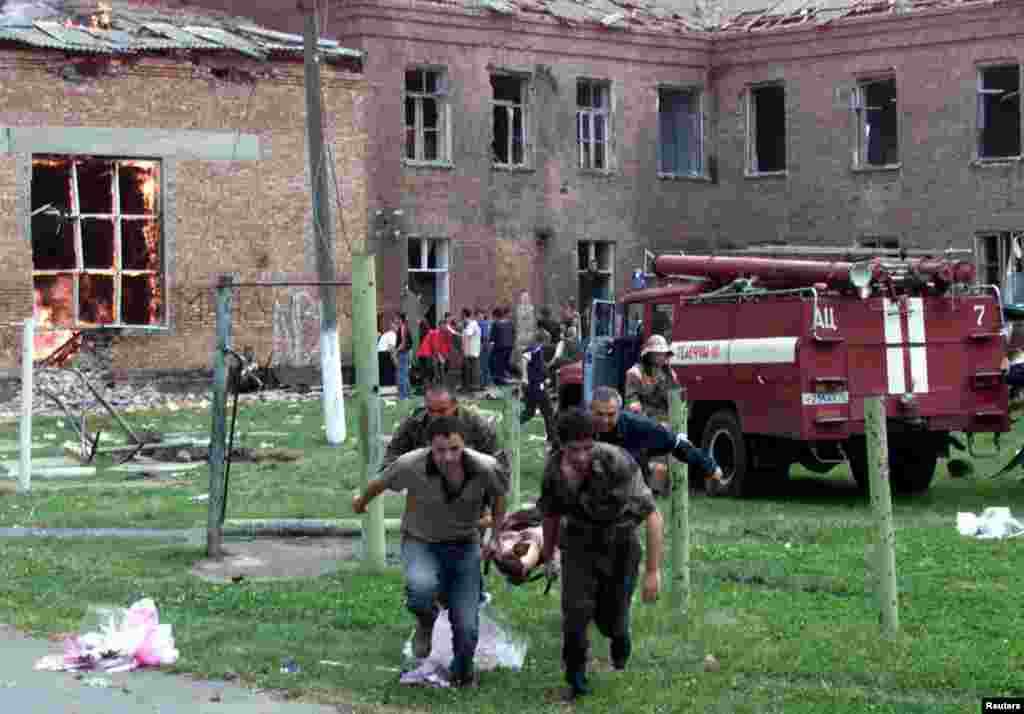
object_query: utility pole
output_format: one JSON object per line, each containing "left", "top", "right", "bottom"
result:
{"left": 303, "top": 2, "right": 346, "bottom": 445}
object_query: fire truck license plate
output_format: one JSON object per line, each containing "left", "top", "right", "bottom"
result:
{"left": 802, "top": 392, "right": 849, "bottom": 406}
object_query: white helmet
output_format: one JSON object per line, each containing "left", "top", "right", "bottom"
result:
{"left": 640, "top": 334, "right": 672, "bottom": 357}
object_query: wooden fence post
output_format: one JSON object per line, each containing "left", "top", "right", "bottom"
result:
{"left": 865, "top": 396, "right": 899, "bottom": 635}
{"left": 669, "top": 388, "right": 690, "bottom": 613}
{"left": 18, "top": 318, "right": 34, "bottom": 493}
{"left": 353, "top": 254, "right": 386, "bottom": 572}
{"left": 207, "top": 275, "right": 233, "bottom": 559}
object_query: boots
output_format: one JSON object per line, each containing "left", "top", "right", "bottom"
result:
{"left": 565, "top": 670, "right": 590, "bottom": 699}
{"left": 611, "top": 634, "right": 631, "bottom": 671}
{"left": 413, "top": 613, "right": 436, "bottom": 659}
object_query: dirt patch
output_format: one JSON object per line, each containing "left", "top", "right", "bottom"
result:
{"left": 191, "top": 537, "right": 366, "bottom": 583}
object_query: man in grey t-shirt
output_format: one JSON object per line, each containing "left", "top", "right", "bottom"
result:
{"left": 353, "top": 415, "right": 508, "bottom": 687}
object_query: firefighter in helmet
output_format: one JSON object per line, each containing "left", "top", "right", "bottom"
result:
{"left": 624, "top": 334, "right": 680, "bottom": 495}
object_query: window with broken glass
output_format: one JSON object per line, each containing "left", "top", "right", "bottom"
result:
{"left": 658, "top": 87, "right": 703, "bottom": 177}
{"left": 31, "top": 156, "right": 164, "bottom": 332}
{"left": 853, "top": 77, "right": 899, "bottom": 168}
{"left": 405, "top": 68, "right": 449, "bottom": 163}
{"left": 746, "top": 84, "right": 786, "bottom": 174}
{"left": 491, "top": 74, "right": 529, "bottom": 167}
{"left": 577, "top": 79, "right": 611, "bottom": 171}
{"left": 975, "top": 231, "right": 1023, "bottom": 287}
{"left": 977, "top": 65, "right": 1021, "bottom": 160}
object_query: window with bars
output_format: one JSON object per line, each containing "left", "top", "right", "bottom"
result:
{"left": 852, "top": 77, "right": 899, "bottom": 167}
{"left": 30, "top": 155, "right": 164, "bottom": 334}
{"left": 491, "top": 74, "right": 529, "bottom": 167}
{"left": 404, "top": 68, "right": 448, "bottom": 163}
{"left": 658, "top": 87, "right": 703, "bottom": 176}
{"left": 577, "top": 79, "right": 610, "bottom": 170}
{"left": 977, "top": 65, "right": 1021, "bottom": 160}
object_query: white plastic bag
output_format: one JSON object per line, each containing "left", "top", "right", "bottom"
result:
{"left": 401, "top": 603, "right": 528, "bottom": 672}
{"left": 956, "top": 507, "right": 1024, "bottom": 539}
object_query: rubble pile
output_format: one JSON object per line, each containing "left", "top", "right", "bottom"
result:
{"left": 0, "top": 337, "right": 334, "bottom": 421}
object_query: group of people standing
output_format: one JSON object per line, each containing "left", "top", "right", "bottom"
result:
{"left": 379, "top": 299, "right": 586, "bottom": 407}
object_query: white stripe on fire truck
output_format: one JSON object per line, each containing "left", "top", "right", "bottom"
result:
{"left": 907, "top": 297, "right": 929, "bottom": 393}
{"left": 883, "top": 298, "right": 906, "bottom": 394}
{"left": 669, "top": 337, "right": 797, "bottom": 365}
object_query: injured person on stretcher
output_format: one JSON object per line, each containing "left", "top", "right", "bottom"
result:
{"left": 486, "top": 507, "right": 557, "bottom": 586}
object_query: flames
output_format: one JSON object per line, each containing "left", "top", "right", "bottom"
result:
{"left": 33, "top": 276, "right": 75, "bottom": 362}
{"left": 31, "top": 157, "right": 163, "bottom": 363}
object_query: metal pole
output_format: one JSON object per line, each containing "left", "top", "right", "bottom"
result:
{"left": 502, "top": 385, "right": 521, "bottom": 509}
{"left": 353, "top": 255, "right": 385, "bottom": 571}
{"left": 669, "top": 388, "right": 690, "bottom": 612}
{"left": 865, "top": 397, "right": 899, "bottom": 636}
{"left": 207, "top": 275, "right": 233, "bottom": 558}
{"left": 18, "top": 318, "right": 33, "bottom": 493}
{"left": 304, "top": 6, "right": 346, "bottom": 446}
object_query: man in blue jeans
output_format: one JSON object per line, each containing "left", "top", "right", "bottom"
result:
{"left": 477, "top": 308, "right": 492, "bottom": 389}
{"left": 396, "top": 312, "right": 413, "bottom": 400}
{"left": 353, "top": 416, "right": 508, "bottom": 687}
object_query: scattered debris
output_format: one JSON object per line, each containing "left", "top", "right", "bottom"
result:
{"left": 957, "top": 507, "right": 1024, "bottom": 539}
{"left": 190, "top": 494, "right": 210, "bottom": 503}
{"left": 34, "top": 599, "right": 179, "bottom": 674}
{"left": 279, "top": 658, "right": 300, "bottom": 674}
{"left": 703, "top": 654, "right": 720, "bottom": 672}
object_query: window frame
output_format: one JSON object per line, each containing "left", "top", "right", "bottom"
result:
{"left": 403, "top": 67, "right": 452, "bottom": 166}
{"left": 656, "top": 84, "right": 707, "bottom": 180}
{"left": 851, "top": 75, "right": 901, "bottom": 171}
{"left": 576, "top": 77, "right": 613, "bottom": 173}
{"left": 975, "top": 62, "right": 1022, "bottom": 163}
{"left": 745, "top": 82, "right": 788, "bottom": 177}
{"left": 490, "top": 72, "right": 532, "bottom": 169}
{"left": 30, "top": 154, "right": 166, "bottom": 331}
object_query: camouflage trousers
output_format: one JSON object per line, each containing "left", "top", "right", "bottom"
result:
{"left": 559, "top": 524, "right": 642, "bottom": 675}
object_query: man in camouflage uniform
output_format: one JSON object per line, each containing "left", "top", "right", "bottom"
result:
{"left": 383, "top": 383, "right": 508, "bottom": 478}
{"left": 539, "top": 408, "right": 663, "bottom": 700}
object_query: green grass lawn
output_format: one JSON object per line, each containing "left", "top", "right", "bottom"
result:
{"left": 0, "top": 394, "right": 1022, "bottom": 713}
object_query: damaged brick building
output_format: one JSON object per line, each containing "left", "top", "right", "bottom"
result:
{"left": 172, "top": 0, "right": 1024, "bottom": 326}
{"left": 0, "top": 0, "right": 366, "bottom": 385}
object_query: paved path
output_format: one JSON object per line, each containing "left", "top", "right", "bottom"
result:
{"left": 0, "top": 625, "right": 347, "bottom": 714}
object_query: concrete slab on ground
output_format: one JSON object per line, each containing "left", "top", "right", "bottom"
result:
{"left": 0, "top": 624, "right": 346, "bottom": 714}
{"left": 190, "top": 537, "right": 363, "bottom": 584}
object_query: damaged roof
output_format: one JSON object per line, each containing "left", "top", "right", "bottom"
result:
{"left": 411, "top": 0, "right": 1010, "bottom": 32}
{"left": 0, "top": 0, "right": 362, "bottom": 65}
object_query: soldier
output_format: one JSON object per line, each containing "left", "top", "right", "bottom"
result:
{"left": 383, "top": 383, "right": 508, "bottom": 478}
{"left": 538, "top": 409, "right": 662, "bottom": 700}
{"left": 353, "top": 416, "right": 508, "bottom": 687}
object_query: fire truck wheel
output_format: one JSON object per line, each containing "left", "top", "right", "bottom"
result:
{"left": 845, "top": 436, "right": 938, "bottom": 494}
{"left": 701, "top": 409, "right": 748, "bottom": 497}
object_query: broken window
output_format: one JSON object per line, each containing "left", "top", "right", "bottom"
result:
{"left": 747, "top": 84, "right": 786, "bottom": 173}
{"left": 407, "top": 237, "right": 450, "bottom": 327}
{"left": 31, "top": 155, "right": 164, "bottom": 339}
{"left": 577, "top": 79, "right": 611, "bottom": 170}
{"left": 853, "top": 77, "right": 899, "bottom": 167}
{"left": 978, "top": 65, "right": 1021, "bottom": 159}
{"left": 491, "top": 74, "right": 528, "bottom": 167}
{"left": 658, "top": 87, "right": 702, "bottom": 176}
{"left": 404, "top": 68, "right": 448, "bottom": 162}
{"left": 578, "top": 240, "right": 614, "bottom": 299}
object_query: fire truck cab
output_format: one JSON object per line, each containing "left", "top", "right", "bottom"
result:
{"left": 558, "top": 250, "right": 1010, "bottom": 497}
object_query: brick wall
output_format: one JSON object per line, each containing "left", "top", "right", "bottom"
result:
{"left": 0, "top": 49, "right": 367, "bottom": 375}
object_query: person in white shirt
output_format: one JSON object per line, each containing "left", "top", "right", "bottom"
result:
{"left": 461, "top": 308, "right": 481, "bottom": 392}
{"left": 378, "top": 322, "right": 398, "bottom": 354}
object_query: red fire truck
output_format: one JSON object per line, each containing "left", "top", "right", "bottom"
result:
{"left": 557, "top": 249, "right": 1009, "bottom": 496}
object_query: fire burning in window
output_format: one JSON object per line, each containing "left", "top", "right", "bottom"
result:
{"left": 31, "top": 155, "right": 164, "bottom": 362}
